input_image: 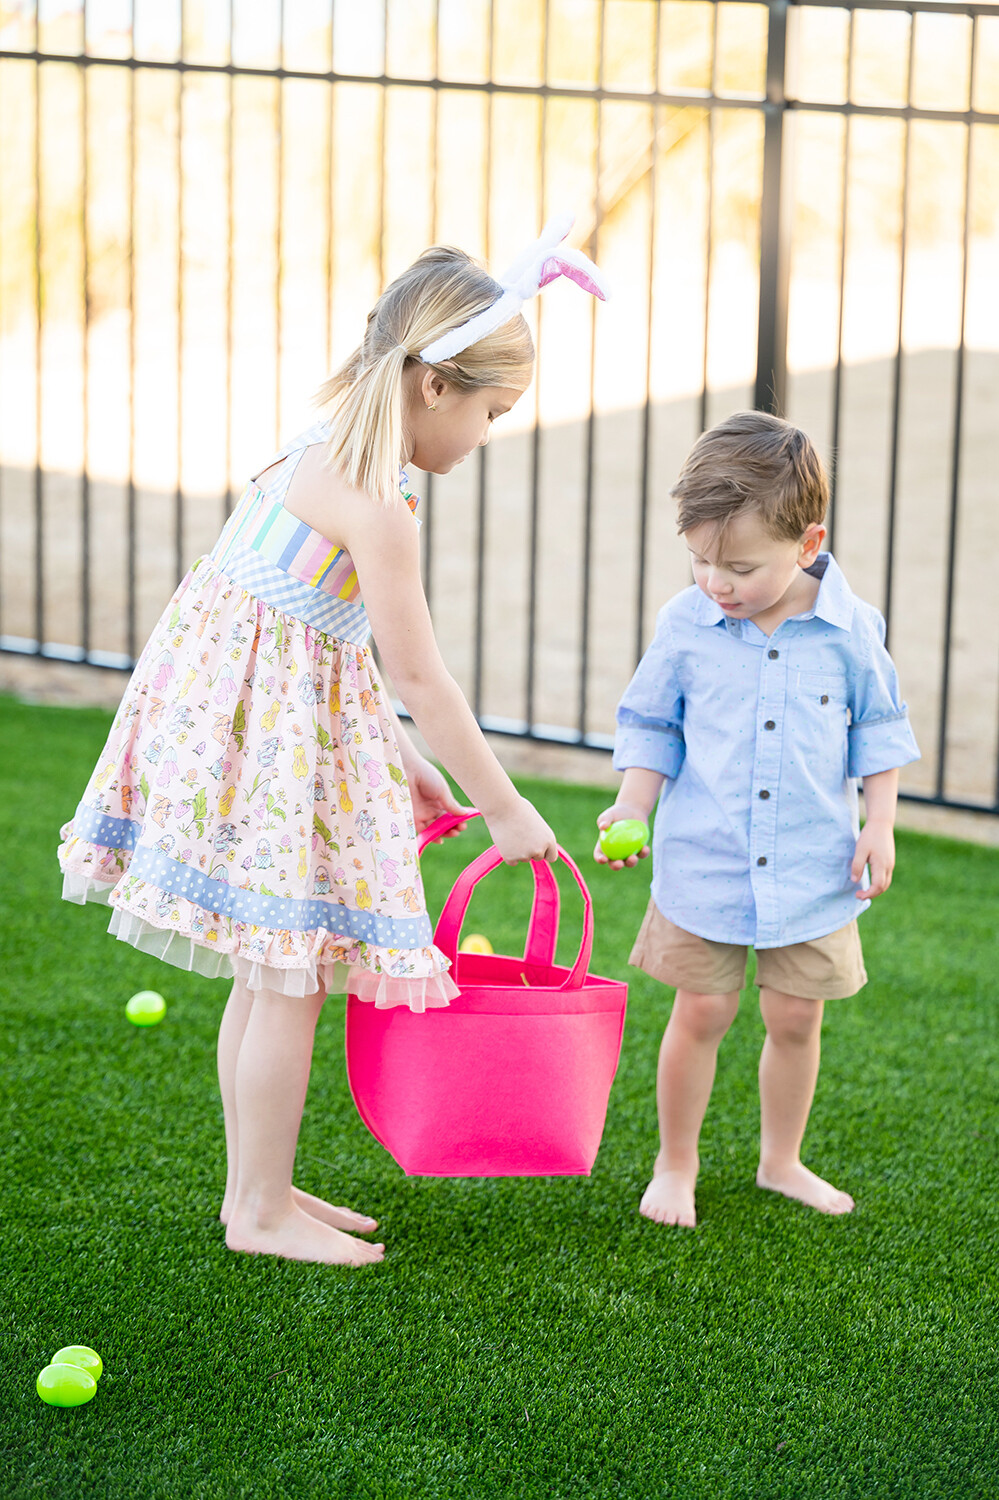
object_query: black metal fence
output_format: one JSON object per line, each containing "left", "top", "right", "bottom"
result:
{"left": 1, "top": 0, "right": 998, "bottom": 814}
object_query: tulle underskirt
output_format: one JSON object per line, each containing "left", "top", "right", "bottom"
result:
{"left": 61, "top": 870, "right": 459, "bottom": 1010}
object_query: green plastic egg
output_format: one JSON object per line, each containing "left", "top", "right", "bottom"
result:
{"left": 126, "top": 990, "right": 166, "bottom": 1026}
{"left": 52, "top": 1345, "right": 103, "bottom": 1382}
{"left": 36, "top": 1363, "right": 97, "bottom": 1407}
{"left": 598, "top": 819, "right": 650, "bottom": 861}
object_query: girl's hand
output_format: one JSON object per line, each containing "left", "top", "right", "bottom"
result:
{"left": 851, "top": 818, "right": 896, "bottom": 899}
{"left": 407, "top": 757, "right": 469, "bottom": 838}
{"left": 593, "top": 801, "right": 652, "bottom": 871}
{"left": 483, "top": 795, "right": 558, "bottom": 865}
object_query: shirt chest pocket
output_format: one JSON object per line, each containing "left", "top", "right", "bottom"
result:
{"left": 789, "top": 671, "right": 850, "bottom": 779}
{"left": 791, "top": 669, "right": 849, "bottom": 711}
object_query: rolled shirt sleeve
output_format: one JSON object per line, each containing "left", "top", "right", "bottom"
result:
{"left": 613, "top": 611, "right": 686, "bottom": 779}
{"left": 847, "top": 607, "right": 921, "bottom": 778}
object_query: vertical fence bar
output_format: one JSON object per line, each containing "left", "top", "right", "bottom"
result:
{"left": 576, "top": 3, "right": 603, "bottom": 741}
{"left": 275, "top": 0, "right": 284, "bottom": 446}
{"left": 174, "top": 6, "right": 184, "bottom": 587}
{"left": 937, "top": 24, "right": 977, "bottom": 801}
{"left": 33, "top": 19, "right": 44, "bottom": 655}
{"left": 421, "top": 0, "right": 441, "bottom": 614}
{"left": 828, "top": 8, "right": 856, "bottom": 555}
{"left": 127, "top": 9, "right": 136, "bottom": 660}
{"left": 324, "top": 0, "right": 334, "bottom": 380}
{"left": 81, "top": 24, "right": 91, "bottom": 657}
{"left": 883, "top": 19, "right": 916, "bottom": 649}
{"left": 376, "top": 0, "right": 387, "bottom": 291}
{"left": 0, "top": 61, "right": 3, "bottom": 635}
{"left": 472, "top": 4, "right": 495, "bottom": 720}
{"left": 755, "top": 0, "right": 791, "bottom": 415}
{"left": 525, "top": 1, "right": 548, "bottom": 733}
{"left": 224, "top": 0, "right": 234, "bottom": 519}
{"left": 635, "top": 86, "right": 659, "bottom": 669}
{"left": 700, "top": 4, "right": 719, "bottom": 436}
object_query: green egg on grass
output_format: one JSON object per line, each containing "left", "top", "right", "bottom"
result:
{"left": 52, "top": 1345, "right": 103, "bottom": 1382}
{"left": 126, "top": 990, "right": 166, "bottom": 1026}
{"left": 598, "top": 819, "right": 650, "bottom": 862}
{"left": 36, "top": 1363, "right": 97, "bottom": 1407}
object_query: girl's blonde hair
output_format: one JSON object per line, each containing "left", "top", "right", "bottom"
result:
{"left": 316, "top": 246, "right": 535, "bottom": 504}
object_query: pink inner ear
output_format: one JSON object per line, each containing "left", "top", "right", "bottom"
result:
{"left": 538, "top": 255, "right": 606, "bottom": 299}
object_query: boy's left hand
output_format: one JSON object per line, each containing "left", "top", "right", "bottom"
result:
{"left": 593, "top": 802, "right": 652, "bottom": 870}
{"left": 851, "top": 819, "right": 895, "bottom": 899}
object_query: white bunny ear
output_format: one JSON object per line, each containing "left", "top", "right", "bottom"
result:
{"left": 498, "top": 211, "right": 575, "bottom": 290}
{"left": 537, "top": 247, "right": 610, "bottom": 301}
{"left": 419, "top": 210, "right": 609, "bottom": 365}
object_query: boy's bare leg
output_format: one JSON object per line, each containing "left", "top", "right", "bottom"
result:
{"left": 217, "top": 977, "right": 378, "bottom": 1235}
{"left": 641, "top": 988, "right": 740, "bottom": 1228}
{"left": 224, "top": 983, "right": 385, "bottom": 1264}
{"left": 756, "top": 987, "right": 854, "bottom": 1215}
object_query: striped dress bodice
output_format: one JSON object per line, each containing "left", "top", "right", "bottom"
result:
{"left": 210, "top": 421, "right": 419, "bottom": 645}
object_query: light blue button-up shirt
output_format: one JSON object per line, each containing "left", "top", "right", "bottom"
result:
{"left": 614, "top": 553, "right": 920, "bottom": 948}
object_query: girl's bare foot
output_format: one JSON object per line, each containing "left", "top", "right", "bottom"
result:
{"left": 756, "top": 1161, "right": 854, "bottom": 1215}
{"left": 639, "top": 1167, "right": 698, "bottom": 1228}
{"left": 289, "top": 1187, "right": 379, "bottom": 1233}
{"left": 226, "top": 1202, "right": 385, "bottom": 1265}
{"left": 219, "top": 1186, "right": 378, "bottom": 1234}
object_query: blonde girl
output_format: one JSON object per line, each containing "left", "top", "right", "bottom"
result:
{"left": 59, "top": 218, "right": 607, "bottom": 1267}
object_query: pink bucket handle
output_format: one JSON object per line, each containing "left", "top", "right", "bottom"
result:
{"left": 434, "top": 842, "right": 594, "bottom": 991}
{"left": 418, "top": 808, "right": 561, "bottom": 969}
{"left": 417, "top": 809, "right": 480, "bottom": 854}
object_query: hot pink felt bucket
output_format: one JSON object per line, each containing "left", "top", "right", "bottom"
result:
{"left": 345, "top": 811, "right": 628, "bottom": 1177}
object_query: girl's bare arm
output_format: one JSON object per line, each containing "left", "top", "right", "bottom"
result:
{"left": 343, "top": 490, "right": 556, "bottom": 864}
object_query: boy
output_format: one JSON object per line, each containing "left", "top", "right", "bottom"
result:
{"left": 597, "top": 411, "right": 919, "bottom": 1227}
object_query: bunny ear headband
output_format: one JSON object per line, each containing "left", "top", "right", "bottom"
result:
{"left": 418, "top": 212, "right": 610, "bottom": 366}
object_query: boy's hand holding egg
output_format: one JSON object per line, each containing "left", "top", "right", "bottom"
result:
{"left": 594, "top": 807, "right": 651, "bottom": 869}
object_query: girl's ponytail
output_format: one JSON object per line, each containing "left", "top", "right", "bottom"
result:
{"left": 316, "top": 246, "right": 535, "bottom": 506}
{"left": 317, "top": 343, "right": 409, "bottom": 508}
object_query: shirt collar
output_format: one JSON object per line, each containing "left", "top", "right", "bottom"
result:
{"left": 688, "top": 551, "right": 855, "bottom": 632}
{"left": 801, "top": 553, "right": 855, "bottom": 630}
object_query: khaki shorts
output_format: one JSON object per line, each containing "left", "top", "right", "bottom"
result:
{"left": 629, "top": 900, "right": 867, "bottom": 1001}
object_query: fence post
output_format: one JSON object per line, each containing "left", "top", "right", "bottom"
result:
{"left": 754, "top": 0, "right": 794, "bottom": 415}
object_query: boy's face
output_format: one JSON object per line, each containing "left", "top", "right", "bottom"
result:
{"left": 684, "top": 511, "right": 825, "bottom": 627}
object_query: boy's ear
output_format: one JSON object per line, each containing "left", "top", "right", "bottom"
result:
{"left": 799, "top": 522, "right": 826, "bottom": 567}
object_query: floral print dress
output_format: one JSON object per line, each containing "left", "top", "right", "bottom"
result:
{"left": 58, "top": 421, "right": 458, "bottom": 1011}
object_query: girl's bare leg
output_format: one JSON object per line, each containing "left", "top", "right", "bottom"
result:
{"left": 756, "top": 987, "right": 854, "bottom": 1215}
{"left": 217, "top": 977, "right": 378, "bottom": 1235}
{"left": 640, "top": 987, "right": 740, "bottom": 1228}
{"left": 224, "top": 982, "right": 385, "bottom": 1265}
{"left": 217, "top": 978, "right": 254, "bottom": 1222}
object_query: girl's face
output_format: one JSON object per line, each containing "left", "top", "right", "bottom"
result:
{"left": 684, "top": 511, "right": 825, "bottom": 627}
{"left": 405, "top": 376, "right": 525, "bottom": 475}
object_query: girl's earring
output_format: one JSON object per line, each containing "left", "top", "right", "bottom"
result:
{"left": 427, "top": 402, "right": 437, "bottom": 412}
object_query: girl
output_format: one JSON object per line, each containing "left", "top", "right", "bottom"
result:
{"left": 58, "top": 216, "right": 608, "bottom": 1267}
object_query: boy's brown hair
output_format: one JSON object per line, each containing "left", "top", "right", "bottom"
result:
{"left": 671, "top": 410, "right": 829, "bottom": 541}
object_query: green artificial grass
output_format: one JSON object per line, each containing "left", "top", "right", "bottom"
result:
{"left": 2, "top": 693, "right": 997, "bottom": 1498}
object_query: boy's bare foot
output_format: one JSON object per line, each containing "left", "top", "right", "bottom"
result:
{"left": 220, "top": 1186, "right": 378, "bottom": 1234}
{"left": 639, "top": 1168, "right": 698, "bottom": 1228}
{"left": 756, "top": 1161, "right": 854, "bottom": 1215}
{"left": 226, "top": 1203, "right": 385, "bottom": 1265}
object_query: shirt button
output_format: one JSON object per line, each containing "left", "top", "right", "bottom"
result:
{"left": 821, "top": 694, "right": 829, "bottom": 704}
{"left": 764, "top": 719, "right": 776, "bottom": 730}
{"left": 757, "top": 856, "right": 767, "bottom": 866}
{"left": 768, "top": 648, "right": 779, "bottom": 659}
{"left": 759, "top": 789, "right": 770, "bottom": 800}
